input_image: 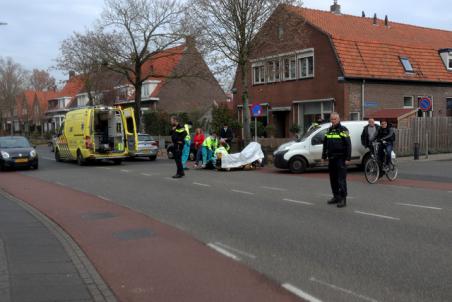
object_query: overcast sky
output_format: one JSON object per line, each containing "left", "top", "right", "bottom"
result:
{"left": 1, "top": 0, "right": 451, "bottom": 85}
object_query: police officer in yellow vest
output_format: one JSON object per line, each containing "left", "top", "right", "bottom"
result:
{"left": 322, "top": 112, "right": 351, "bottom": 208}
{"left": 181, "top": 121, "right": 193, "bottom": 170}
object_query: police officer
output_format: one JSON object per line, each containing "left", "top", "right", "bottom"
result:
{"left": 322, "top": 112, "right": 351, "bottom": 208}
{"left": 181, "top": 121, "right": 193, "bottom": 170}
{"left": 170, "top": 115, "right": 187, "bottom": 178}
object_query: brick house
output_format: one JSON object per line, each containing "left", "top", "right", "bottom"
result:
{"left": 233, "top": 2, "right": 452, "bottom": 137}
{"left": 113, "top": 39, "right": 226, "bottom": 116}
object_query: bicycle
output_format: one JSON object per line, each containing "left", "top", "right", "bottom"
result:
{"left": 364, "top": 141, "right": 398, "bottom": 184}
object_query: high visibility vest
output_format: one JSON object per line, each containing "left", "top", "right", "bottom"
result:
{"left": 184, "top": 124, "right": 191, "bottom": 141}
{"left": 203, "top": 136, "right": 218, "bottom": 149}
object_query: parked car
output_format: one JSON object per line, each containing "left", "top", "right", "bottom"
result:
{"left": 0, "top": 136, "right": 39, "bottom": 170}
{"left": 130, "top": 133, "right": 159, "bottom": 161}
{"left": 166, "top": 142, "right": 196, "bottom": 161}
{"left": 273, "top": 121, "right": 371, "bottom": 173}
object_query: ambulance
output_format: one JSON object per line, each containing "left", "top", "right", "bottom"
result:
{"left": 54, "top": 106, "right": 138, "bottom": 165}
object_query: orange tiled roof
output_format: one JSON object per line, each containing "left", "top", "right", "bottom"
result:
{"left": 286, "top": 5, "right": 452, "bottom": 82}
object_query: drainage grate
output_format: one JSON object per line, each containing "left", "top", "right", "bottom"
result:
{"left": 81, "top": 212, "right": 118, "bottom": 220}
{"left": 112, "top": 228, "right": 153, "bottom": 241}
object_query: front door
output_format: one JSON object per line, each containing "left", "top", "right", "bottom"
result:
{"left": 122, "top": 108, "right": 138, "bottom": 153}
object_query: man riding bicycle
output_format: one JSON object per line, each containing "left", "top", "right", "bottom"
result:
{"left": 375, "top": 120, "right": 395, "bottom": 167}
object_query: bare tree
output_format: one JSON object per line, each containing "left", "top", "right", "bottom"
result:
{"left": 29, "top": 69, "right": 56, "bottom": 91}
{"left": 0, "top": 57, "right": 28, "bottom": 135}
{"left": 91, "top": 0, "right": 185, "bottom": 131}
{"left": 187, "top": 0, "right": 302, "bottom": 142}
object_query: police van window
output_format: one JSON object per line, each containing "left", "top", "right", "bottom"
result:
{"left": 312, "top": 129, "right": 327, "bottom": 145}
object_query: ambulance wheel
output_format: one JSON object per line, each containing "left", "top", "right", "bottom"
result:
{"left": 113, "top": 159, "right": 122, "bottom": 165}
{"left": 289, "top": 156, "right": 307, "bottom": 174}
{"left": 76, "top": 150, "right": 85, "bottom": 166}
{"left": 149, "top": 155, "right": 156, "bottom": 161}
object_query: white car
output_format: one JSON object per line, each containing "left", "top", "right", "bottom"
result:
{"left": 130, "top": 133, "right": 159, "bottom": 161}
{"left": 274, "top": 121, "right": 372, "bottom": 173}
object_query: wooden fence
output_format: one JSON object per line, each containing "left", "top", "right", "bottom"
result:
{"left": 394, "top": 117, "right": 452, "bottom": 156}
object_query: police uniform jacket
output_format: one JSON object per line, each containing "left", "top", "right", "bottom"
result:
{"left": 171, "top": 124, "right": 187, "bottom": 151}
{"left": 322, "top": 124, "right": 352, "bottom": 161}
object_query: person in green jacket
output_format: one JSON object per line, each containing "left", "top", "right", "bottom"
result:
{"left": 201, "top": 132, "right": 218, "bottom": 168}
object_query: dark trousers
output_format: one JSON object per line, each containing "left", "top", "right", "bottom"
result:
{"left": 328, "top": 158, "right": 347, "bottom": 199}
{"left": 174, "top": 147, "right": 184, "bottom": 176}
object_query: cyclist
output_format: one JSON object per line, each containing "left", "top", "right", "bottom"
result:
{"left": 360, "top": 118, "right": 380, "bottom": 155}
{"left": 375, "top": 120, "right": 395, "bottom": 168}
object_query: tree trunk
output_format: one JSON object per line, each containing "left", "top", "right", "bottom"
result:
{"left": 134, "top": 82, "right": 143, "bottom": 133}
{"left": 240, "top": 63, "right": 251, "bottom": 144}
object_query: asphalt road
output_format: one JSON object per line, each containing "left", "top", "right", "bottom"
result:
{"left": 18, "top": 147, "right": 452, "bottom": 302}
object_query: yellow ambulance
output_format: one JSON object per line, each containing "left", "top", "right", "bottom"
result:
{"left": 54, "top": 106, "right": 138, "bottom": 165}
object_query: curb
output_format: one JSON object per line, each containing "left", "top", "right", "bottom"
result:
{"left": 0, "top": 190, "right": 117, "bottom": 302}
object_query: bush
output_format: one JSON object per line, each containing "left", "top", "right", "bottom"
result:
{"left": 289, "top": 124, "right": 301, "bottom": 135}
{"left": 211, "top": 104, "right": 240, "bottom": 134}
{"left": 250, "top": 120, "right": 265, "bottom": 137}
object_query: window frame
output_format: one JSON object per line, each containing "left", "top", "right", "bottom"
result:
{"left": 446, "top": 97, "right": 452, "bottom": 110}
{"left": 403, "top": 96, "right": 414, "bottom": 108}
{"left": 252, "top": 62, "right": 266, "bottom": 85}
{"left": 400, "top": 57, "right": 414, "bottom": 73}
{"left": 448, "top": 53, "right": 452, "bottom": 71}
{"left": 297, "top": 51, "right": 314, "bottom": 79}
{"left": 266, "top": 59, "right": 281, "bottom": 83}
{"left": 283, "top": 56, "right": 297, "bottom": 81}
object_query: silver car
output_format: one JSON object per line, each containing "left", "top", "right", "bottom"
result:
{"left": 131, "top": 133, "right": 159, "bottom": 161}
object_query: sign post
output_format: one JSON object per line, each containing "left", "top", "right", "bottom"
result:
{"left": 251, "top": 104, "right": 263, "bottom": 142}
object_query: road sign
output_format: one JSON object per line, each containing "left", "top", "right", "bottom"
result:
{"left": 419, "top": 97, "right": 432, "bottom": 112}
{"left": 251, "top": 104, "right": 262, "bottom": 117}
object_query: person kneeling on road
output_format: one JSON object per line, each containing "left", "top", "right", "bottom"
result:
{"left": 322, "top": 112, "right": 351, "bottom": 208}
{"left": 201, "top": 132, "right": 218, "bottom": 168}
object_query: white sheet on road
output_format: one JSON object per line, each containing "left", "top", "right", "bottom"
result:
{"left": 221, "top": 142, "right": 265, "bottom": 169}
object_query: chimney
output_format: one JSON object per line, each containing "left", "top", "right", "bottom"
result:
{"left": 330, "top": 0, "right": 341, "bottom": 14}
{"left": 185, "top": 35, "right": 196, "bottom": 49}
{"left": 69, "top": 70, "right": 75, "bottom": 80}
{"left": 384, "top": 15, "right": 389, "bottom": 27}
{"left": 373, "top": 13, "right": 377, "bottom": 25}
{"left": 362, "top": 11, "right": 366, "bottom": 18}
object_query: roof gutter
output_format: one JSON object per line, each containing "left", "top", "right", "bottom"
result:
{"left": 342, "top": 76, "right": 452, "bottom": 85}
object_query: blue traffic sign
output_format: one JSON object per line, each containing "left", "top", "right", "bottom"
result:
{"left": 419, "top": 97, "right": 432, "bottom": 112}
{"left": 251, "top": 104, "right": 262, "bottom": 117}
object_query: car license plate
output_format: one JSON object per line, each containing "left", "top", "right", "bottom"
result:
{"left": 142, "top": 149, "right": 150, "bottom": 153}
{"left": 15, "top": 158, "right": 28, "bottom": 163}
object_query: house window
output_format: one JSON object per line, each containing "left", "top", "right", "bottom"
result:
{"left": 400, "top": 57, "right": 414, "bottom": 72}
{"left": 277, "top": 25, "right": 284, "bottom": 40}
{"left": 447, "top": 98, "right": 452, "bottom": 110}
{"left": 266, "top": 60, "right": 280, "bottom": 83}
{"left": 298, "top": 55, "right": 314, "bottom": 78}
{"left": 350, "top": 112, "right": 360, "bottom": 121}
{"left": 449, "top": 54, "right": 452, "bottom": 70}
{"left": 283, "top": 57, "right": 296, "bottom": 80}
{"left": 403, "top": 96, "right": 414, "bottom": 108}
{"left": 253, "top": 63, "right": 265, "bottom": 84}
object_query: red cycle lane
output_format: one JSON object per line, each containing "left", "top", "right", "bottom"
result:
{"left": 0, "top": 173, "right": 303, "bottom": 302}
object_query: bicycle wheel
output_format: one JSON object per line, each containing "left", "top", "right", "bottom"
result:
{"left": 365, "top": 158, "right": 380, "bottom": 184}
{"left": 386, "top": 160, "right": 398, "bottom": 181}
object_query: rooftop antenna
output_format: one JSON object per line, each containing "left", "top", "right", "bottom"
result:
{"left": 362, "top": 11, "right": 366, "bottom": 18}
{"left": 384, "top": 15, "right": 389, "bottom": 27}
{"left": 373, "top": 13, "right": 377, "bottom": 25}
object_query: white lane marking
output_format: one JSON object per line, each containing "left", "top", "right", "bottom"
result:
{"left": 120, "top": 169, "right": 130, "bottom": 173}
{"left": 97, "top": 195, "right": 111, "bottom": 201}
{"left": 41, "top": 156, "right": 55, "bottom": 161}
{"left": 319, "top": 193, "right": 355, "bottom": 199}
{"left": 282, "top": 283, "right": 322, "bottom": 302}
{"left": 55, "top": 181, "right": 65, "bottom": 186}
{"left": 354, "top": 211, "right": 400, "bottom": 221}
{"left": 215, "top": 242, "right": 256, "bottom": 259}
{"left": 283, "top": 198, "right": 313, "bottom": 206}
{"left": 260, "top": 186, "right": 287, "bottom": 192}
{"left": 99, "top": 167, "right": 112, "bottom": 170}
{"left": 193, "top": 182, "right": 211, "bottom": 187}
{"left": 310, "top": 277, "right": 378, "bottom": 302}
{"left": 207, "top": 243, "right": 240, "bottom": 261}
{"left": 231, "top": 189, "right": 255, "bottom": 195}
{"left": 396, "top": 202, "right": 442, "bottom": 210}
{"left": 141, "top": 173, "right": 153, "bottom": 177}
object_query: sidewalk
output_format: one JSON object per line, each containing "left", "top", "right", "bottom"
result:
{"left": 0, "top": 173, "right": 303, "bottom": 302}
{"left": 0, "top": 190, "right": 115, "bottom": 302}
{"left": 397, "top": 152, "right": 452, "bottom": 162}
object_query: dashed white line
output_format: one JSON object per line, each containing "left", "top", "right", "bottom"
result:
{"left": 214, "top": 242, "right": 256, "bottom": 259}
{"left": 141, "top": 173, "right": 152, "bottom": 176}
{"left": 396, "top": 202, "right": 442, "bottom": 210}
{"left": 120, "top": 169, "right": 130, "bottom": 173}
{"left": 282, "top": 283, "right": 322, "bottom": 302}
{"left": 354, "top": 211, "right": 400, "bottom": 221}
{"left": 283, "top": 198, "right": 313, "bottom": 206}
{"left": 207, "top": 243, "right": 240, "bottom": 261}
{"left": 99, "top": 167, "right": 112, "bottom": 170}
{"left": 310, "top": 277, "right": 378, "bottom": 302}
{"left": 260, "top": 186, "right": 287, "bottom": 192}
{"left": 193, "top": 182, "right": 211, "bottom": 187}
{"left": 231, "top": 189, "right": 255, "bottom": 195}
{"left": 319, "top": 193, "right": 356, "bottom": 199}
{"left": 97, "top": 195, "right": 111, "bottom": 201}
{"left": 41, "top": 156, "right": 55, "bottom": 161}
{"left": 55, "top": 181, "right": 65, "bottom": 186}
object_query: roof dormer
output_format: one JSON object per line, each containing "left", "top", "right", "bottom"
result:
{"left": 439, "top": 49, "right": 452, "bottom": 71}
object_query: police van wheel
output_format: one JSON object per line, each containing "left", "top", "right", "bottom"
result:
{"left": 76, "top": 151, "right": 85, "bottom": 166}
{"left": 55, "top": 149, "right": 61, "bottom": 162}
{"left": 289, "top": 156, "right": 307, "bottom": 174}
